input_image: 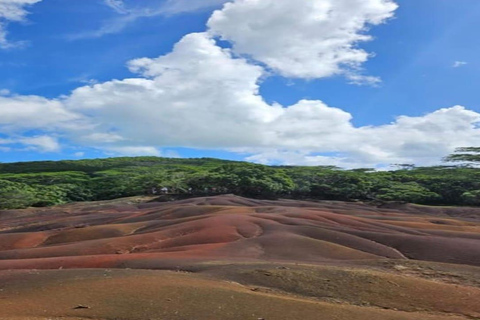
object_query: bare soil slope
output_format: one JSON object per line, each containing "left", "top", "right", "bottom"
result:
{"left": 0, "top": 195, "right": 479, "bottom": 319}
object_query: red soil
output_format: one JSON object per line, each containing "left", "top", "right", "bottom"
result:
{"left": 0, "top": 195, "right": 479, "bottom": 270}
{"left": 1, "top": 195, "right": 480, "bottom": 319}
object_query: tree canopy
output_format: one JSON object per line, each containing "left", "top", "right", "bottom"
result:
{"left": 1, "top": 153, "right": 480, "bottom": 209}
{"left": 444, "top": 147, "right": 480, "bottom": 164}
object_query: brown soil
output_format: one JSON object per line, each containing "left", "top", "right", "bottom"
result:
{"left": 0, "top": 195, "right": 479, "bottom": 319}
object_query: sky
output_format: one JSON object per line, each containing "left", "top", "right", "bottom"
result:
{"left": 0, "top": 0, "right": 479, "bottom": 168}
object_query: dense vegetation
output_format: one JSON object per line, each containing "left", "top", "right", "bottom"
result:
{"left": 1, "top": 152, "right": 480, "bottom": 209}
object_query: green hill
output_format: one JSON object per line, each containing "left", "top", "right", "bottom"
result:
{"left": 1, "top": 157, "right": 480, "bottom": 209}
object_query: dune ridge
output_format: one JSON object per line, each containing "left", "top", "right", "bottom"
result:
{"left": 0, "top": 195, "right": 479, "bottom": 269}
{"left": 1, "top": 195, "right": 479, "bottom": 320}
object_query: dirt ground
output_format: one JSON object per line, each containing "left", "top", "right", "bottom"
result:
{"left": 0, "top": 195, "right": 479, "bottom": 319}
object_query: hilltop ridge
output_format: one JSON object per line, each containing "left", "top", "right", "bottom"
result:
{"left": 2, "top": 156, "right": 480, "bottom": 209}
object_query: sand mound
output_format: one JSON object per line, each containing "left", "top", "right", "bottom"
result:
{"left": 0, "top": 195, "right": 479, "bottom": 270}
{"left": 1, "top": 195, "right": 480, "bottom": 319}
{"left": 0, "top": 268, "right": 478, "bottom": 320}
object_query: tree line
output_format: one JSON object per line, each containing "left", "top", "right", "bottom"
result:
{"left": 1, "top": 148, "right": 480, "bottom": 210}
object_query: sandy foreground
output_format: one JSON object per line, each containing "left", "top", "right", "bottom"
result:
{"left": 0, "top": 195, "right": 479, "bottom": 319}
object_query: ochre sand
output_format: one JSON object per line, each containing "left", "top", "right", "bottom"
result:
{"left": 0, "top": 195, "right": 479, "bottom": 319}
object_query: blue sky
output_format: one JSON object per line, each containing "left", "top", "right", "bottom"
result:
{"left": 0, "top": 0, "right": 479, "bottom": 167}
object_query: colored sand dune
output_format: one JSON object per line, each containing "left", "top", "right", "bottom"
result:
{"left": 0, "top": 195, "right": 479, "bottom": 319}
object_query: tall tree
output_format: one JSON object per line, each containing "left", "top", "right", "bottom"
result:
{"left": 444, "top": 147, "right": 480, "bottom": 164}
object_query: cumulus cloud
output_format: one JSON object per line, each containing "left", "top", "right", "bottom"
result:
{"left": 0, "top": 95, "right": 85, "bottom": 132}
{"left": 0, "top": 0, "right": 42, "bottom": 48}
{"left": 54, "top": 33, "right": 480, "bottom": 167}
{"left": 2, "top": 39, "right": 480, "bottom": 166}
{"left": 208, "top": 0, "right": 398, "bottom": 81}
{"left": 233, "top": 106, "right": 480, "bottom": 168}
{"left": 355, "top": 106, "right": 480, "bottom": 163}
{"left": 2, "top": 0, "right": 480, "bottom": 167}
{"left": 66, "top": 33, "right": 279, "bottom": 149}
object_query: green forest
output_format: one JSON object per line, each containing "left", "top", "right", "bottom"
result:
{"left": 1, "top": 148, "right": 480, "bottom": 210}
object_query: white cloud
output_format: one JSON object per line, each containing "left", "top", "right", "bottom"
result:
{"left": 62, "top": 33, "right": 480, "bottom": 167}
{"left": 19, "top": 135, "right": 61, "bottom": 152}
{"left": 354, "top": 106, "right": 480, "bottom": 164}
{"left": 0, "top": 95, "right": 85, "bottom": 132}
{"left": 0, "top": 0, "right": 40, "bottom": 21}
{"left": 66, "top": 33, "right": 279, "bottom": 149}
{"left": 0, "top": 0, "right": 42, "bottom": 48}
{"left": 3, "top": 0, "right": 480, "bottom": 168}
{"left": 0, "top": 135, "right": 61, "bottom": 153}
{"left": 235, "top": 106, "right": 480, "bottom": 168}
{"left": 453, "top": 61, "right": 468, "bottom": 68}
{"left": 3, "top": 28, "right": 480, "bottom": 167}
{"left": 208, "top": 0, "right": 398, "bottom": 81}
